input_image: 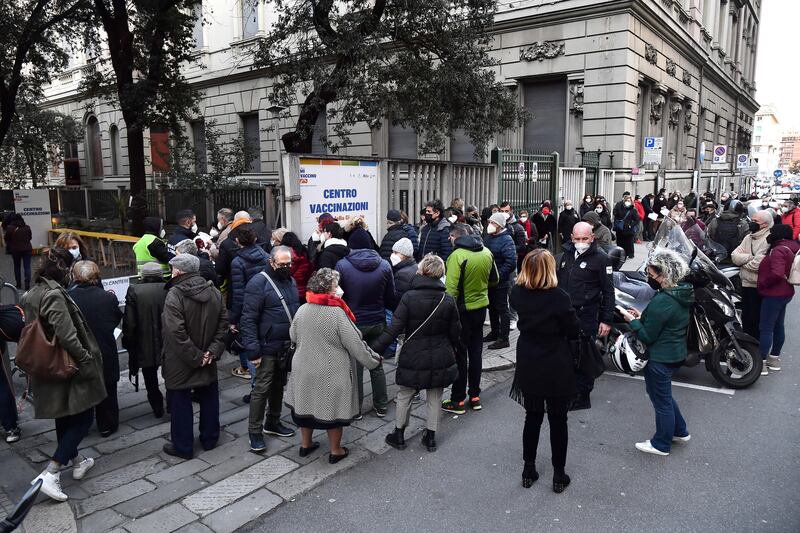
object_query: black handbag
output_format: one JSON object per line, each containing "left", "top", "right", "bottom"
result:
{"left": 571, "top": 333, "right": 605, "bottom": 379}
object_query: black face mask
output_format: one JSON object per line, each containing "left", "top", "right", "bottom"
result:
{"left": 273, "top": 266, "right": 292, "bottom": 280}
{"left": 748, "top": 221, "right": 761, "bottom": 233}
{"left": 424, "top": 214, "right": 435, "bottom": 224}
{"left": 647, "top": 276, "right": 661, "bottom": 291}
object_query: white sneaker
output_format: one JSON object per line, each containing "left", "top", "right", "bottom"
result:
{"left": 72, "top": 457, "right": 95, "bottom": 480}
{"left": 635, "top": 440, "right": 669, "bottom": 456}
{"left": 760, "top": 364, "right": 768, "bottom": 376}
{"left": 672, "top": 434, "right": 691, "bottom": 443}
{"left": 483, "top": 319, "right": 490, "bottom": 326}
{"left": 32, "top": 471, "right": 68, "bottom": 502}
{"left": 510, "top": 320, "right": 518, "bottom": 331}
{"left": 765, "top": 356, "right": 781, "bottom": 372}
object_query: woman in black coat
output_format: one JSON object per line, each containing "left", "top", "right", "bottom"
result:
{"left": 371, "top": 255, "right": 462, "bottom": 452}
{"left": 510, "top": 249, "right": 580, "bottom": 493}
{"left": 2, "top": 213, "right": 33, "bottom": 290}
{"left": 69, "top": 261, "right": 123, "bottom": 437}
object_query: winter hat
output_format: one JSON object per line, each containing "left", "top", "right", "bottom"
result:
{"left": 169, "top": 253, "right": 200, "bottom": 274}
{"left": 387, "top": 209, "right": 402, "bottom": 223}
{"left": 141, "top": 262, "right": 164, "bottom": 277}
{"left": 582, "top": 211, "right": 600, "bottom": 226}
{"left": 489, "top": 212, "right": 507, "bottom": 228}
{"left": 348, "top": 227, "right": 373, "bottom": 250}
{"left": 392, "top": 237, "right": 413, "bottom": 258}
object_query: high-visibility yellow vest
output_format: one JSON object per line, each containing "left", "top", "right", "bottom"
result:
{"left": 133, "top": 233, "right": 171, "bottom": 278}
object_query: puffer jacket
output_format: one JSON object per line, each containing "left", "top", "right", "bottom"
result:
{"left": 335, "top": 249, "right": 396, "bottom": 326}
{"left": 758, "top": 239, "right": 800, "bottom": 299}
{"left": 161, "top": 273, "right": 228, "bottom": 390}
{"left": 229, "top": 245, "right": 269, "bottom": 325}
{"left": 630, "top": 283, "right": 694, "bottom": 363}
{"left": 483, "top": 230, "right": 517, "bottom": 285}
{"left": 371, "top": 276, "right": 461, "bottom": 389}
{"left": 21, "top": 279, "right": 107, "bottom": 419}
{"left": 417, "top": 218, "right": 452, "bottom": 262}
{"left": 316, "top": 238, "right": 350, "bottom": 270}
{"left": 731, "top": 228, "right": 770, "bottom": 288}
{"left": 379, "top": 223, "right": 419, "bottom": 260}
{"left": 240, "top": 265, "right": 300, "bottom": 360}
{"left": 392, "top": 258, "right": 418, "bottom": 303}
{"left": 290, "top": 249, "right": 313, "bottom": 301}
{"left": 3, "top": 217, "right": 32, "bottom": 253}
{"left": 122, "top": 277, "right": 166, "bottom": 373}
{"left": 780, "top": 207, "right": 800, "bottom": 240}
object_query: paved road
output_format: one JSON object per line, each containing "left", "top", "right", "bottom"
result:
{"left": 246, "top": 305, "right": 800, "bottom": 533}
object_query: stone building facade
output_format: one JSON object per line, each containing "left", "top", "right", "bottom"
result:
{"left": 41, "top": 0, "right": 760, "bottom": 199}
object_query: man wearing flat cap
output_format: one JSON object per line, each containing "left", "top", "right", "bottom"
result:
{"left": 161, "top": 254, "right": 228, "bottom": 460}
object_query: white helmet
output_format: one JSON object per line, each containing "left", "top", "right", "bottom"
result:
{"left": 609, "top": 332, "right": 649, "bottom": 375}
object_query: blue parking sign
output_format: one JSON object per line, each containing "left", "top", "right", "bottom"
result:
{"left": 774, "top": 169, "right": 783, "bottom": 178}
{"left": 645, "top": 137, "right": 655, "bottom": 148}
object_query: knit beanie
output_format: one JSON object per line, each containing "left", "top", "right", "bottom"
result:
{"left": 392, "top": 237, "right": 413, "bottom": 258}
{"left": 489, "top": 212, "right": 507, "bottom": 228}
{"left": 348, "top": 227, "right": 373, "bottom": 250}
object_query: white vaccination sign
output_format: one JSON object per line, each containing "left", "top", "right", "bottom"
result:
{"left": 12, "top": 189, "right": 53, "bottom": 248}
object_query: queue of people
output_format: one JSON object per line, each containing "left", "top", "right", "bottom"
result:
{"left": 2, "top": 186, "right": 798, "bottom": 504}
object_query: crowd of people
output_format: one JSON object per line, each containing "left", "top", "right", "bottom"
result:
{"left": 0, "top": 187, "right": 798, "bottom": 502}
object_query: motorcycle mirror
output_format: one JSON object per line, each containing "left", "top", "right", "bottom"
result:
{"left": 689, "top": 247, "right": 698, "bottom": 267}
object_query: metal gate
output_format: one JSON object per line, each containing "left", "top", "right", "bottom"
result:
{"left": 580, "top": 150, "right": 600, "bottom": 197}
{"left": 558, "top": 168, "right": 587, "bottom": 211}
{"left": 494, "top": 149, "right": 559, "bottom": 213}
{"left": 597, "top": 169, "right": 616, "bottom": 200}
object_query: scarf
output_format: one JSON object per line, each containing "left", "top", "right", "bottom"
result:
{"left": 305, "top": 292, "right": 357, "bottom": 323}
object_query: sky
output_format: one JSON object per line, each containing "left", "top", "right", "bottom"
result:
{"left": 754, "top": 0, "right": 799, "bottom": 129}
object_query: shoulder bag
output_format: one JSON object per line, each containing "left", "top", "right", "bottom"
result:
{"left": 395, "top": 294, "right": 446, "bottom": 362}
{"left": 777, "top": 246, "right": 800, "bottom": 285}
{"left": 260, "top": 272, "right": 296, "bottom": 372}
{"left": 15, "top": 291, "right": 78, "bottom": 381}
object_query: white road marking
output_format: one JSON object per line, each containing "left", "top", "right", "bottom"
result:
{"left": 605, "top": 371, "right": 736, "bottom": 395}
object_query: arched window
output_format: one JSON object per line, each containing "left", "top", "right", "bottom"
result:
{"left": 87, "top": 116, "right": 103, "bottom": 178}
{"left": 109, "top": 124, "right": 120, "bottom": 175}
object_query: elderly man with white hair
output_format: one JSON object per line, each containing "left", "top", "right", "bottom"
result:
{"left": 731, "top": 210, "right": 774, "bottom": 340}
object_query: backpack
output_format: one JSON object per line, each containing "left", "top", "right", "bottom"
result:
{"left": 780, "top": 246, "right": 800, "bottom": 285}
{"left": 714, "top": 218, "right": 742, "bottom": 255}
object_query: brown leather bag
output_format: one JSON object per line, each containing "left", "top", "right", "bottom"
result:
{"left": 15, "top": 294, "right": 78, "bottom": 381}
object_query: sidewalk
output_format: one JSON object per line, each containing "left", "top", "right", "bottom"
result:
{"left": 1, "top": 340, "right": 515, "bottom": 533}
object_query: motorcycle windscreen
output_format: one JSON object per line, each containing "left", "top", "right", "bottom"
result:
{"left": 644, "top": 218, "right": 735, "bottom": 291}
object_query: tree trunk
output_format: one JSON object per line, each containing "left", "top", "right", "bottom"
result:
{"left": 125, "top": 118, "right": 148, "bottom": 235}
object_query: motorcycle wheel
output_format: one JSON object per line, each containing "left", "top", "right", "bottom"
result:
{"left": 707, "top": 338, "right": 762, "bottom": 389}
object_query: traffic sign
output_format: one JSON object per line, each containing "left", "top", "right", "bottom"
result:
{"left": 643, "top": 137, "right": 663, "bottom": 165}
{"left": 740, "top": 165, "right": 759, "bottom": 177}
{"left": 711, "top": 145, "right": 727, "bottom": 169}
{"left": 774, "top": 169, "right": 784, "bottom": 178}
{"left": 736, "top": 154, "right": 748, "bottom": 169}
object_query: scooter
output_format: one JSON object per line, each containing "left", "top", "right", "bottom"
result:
{"left": 605, "top": 219, "right": 762, "bottom": 389}
{"left": 0, "top": 480, "right": 41, "bottom": 532}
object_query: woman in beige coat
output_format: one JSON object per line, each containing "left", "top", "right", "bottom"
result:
{"left": 731, "top": 210, "right": 773, "bottom": 340}
{"left": 286, "top": 268, "right": 381, "bottom": 464}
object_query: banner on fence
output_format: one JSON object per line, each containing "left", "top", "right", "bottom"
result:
{"left": 13, "top": 189, "right": 53, "bottom": 248}
{"left": 297, "top": 159, "right": 379, "bottom": 239}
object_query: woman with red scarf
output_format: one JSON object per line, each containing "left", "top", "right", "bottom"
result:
{"left": 533, "top": 201, "right": 557, "bottom": 250}
{"left": 285, "top": 268, "right": 382, "bottom": 463}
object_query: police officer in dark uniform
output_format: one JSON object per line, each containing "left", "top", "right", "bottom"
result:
{"left": 556, "top": 221, "right": 614, "bottom": 410}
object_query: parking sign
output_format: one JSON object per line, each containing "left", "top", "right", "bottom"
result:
{"left": 643, "top": 137, "right": 663, "bottom": 165}
{"left": 711, "top": 145, "right": 727, "bottom": 169}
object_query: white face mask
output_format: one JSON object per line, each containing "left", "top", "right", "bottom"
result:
{"left": 320, "top": 232, "right": 329, "bottom": 243}
{"left": 159, "top": 228, "right": 166, "bottom": 239}
{"left": 782, "top": 207, "right": 789, "bottom": 214}
{"left": 334, "top": 285, "right": 344, "bottom": 298}
{"left": 217, "top": 221, "right": 225, "bottom": 230}
{"left": 502, "top": 212, "right": 511, "bottom": 220}
{"left": 595, "top": 207, "right": 603, "bottom": 213}
{"left": 486, "top": 224, "right": 497, "bottom": 235}
{"left": 390, "top": 253, "right": 402, "bottom": 266}
{"left": 209, "top": 227, "right": 219, "bottom": 239}
{"left": 311, "top": 231, "right": 321, "bottom": 242}
{"left": 574, "top": 242, "right": 590, "bottom": 254}
{"left": 624, "top": 202, "right": 632, "bottom": 208}
{"left": 190, "top": 223, "right": 198, "bottom": 234}
{"left": 519, "top": 216, "right": 528, "bottom": 223}
{"left": 69, "top": 248, "right": 81, "bottom": 260}
{"left": 447, "top": 215, "right": 458, "bottom": 224}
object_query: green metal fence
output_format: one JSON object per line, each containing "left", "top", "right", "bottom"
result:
{"left": 493, "top": 149, "right": 559, "bottom": 213}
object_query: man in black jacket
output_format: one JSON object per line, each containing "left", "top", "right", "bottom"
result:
{"left": 379, "top": 209, "right": 419, "bottom": 260}
{"left": 247, "top": 206, "right": 272, "bottom": 251}
{"left": 168, "top": 209, "right": 198, "bottom": 254}
{"left": 556, "top": 222, "right": 614, "bottom": 411}
{"left": 241, "top": 246, "right": 300, "bottom": 453}
{"left": 417, "top": 200, "right": 452, "bottom": 261}
{"left": 499, "top": 201, "right": 528, "bottom": 270}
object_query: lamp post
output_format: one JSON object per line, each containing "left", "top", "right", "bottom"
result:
{"left": 267, "top": 104, "right": 287, "bottom": 227}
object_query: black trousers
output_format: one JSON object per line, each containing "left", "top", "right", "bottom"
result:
{"left": 142, "top": 366, "right": 164, "bottom": 415}
{"left": 451, "top": 307, "right": 487, "bottom": 403}
{"left": 740, "top": 287, "right": 762, "bottom": 339}
{"left": 523, "top": 396, "right": 570, "bottom": 473}
{"left": 617, "top": 232, "right": 635, "bottom": 258}
{"left": 54, "top": 408, "right": 94, "bottom": 465}
{"left": 95, "top": 380, "right": 119, "bottom": 434}
{"left": 488, "top": 285, "right": 511, "bottom": 341}
{"left": 575, "top": 306, "right": 599, "bottom": 395}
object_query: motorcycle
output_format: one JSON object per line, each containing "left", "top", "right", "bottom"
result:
{"left": 0, "top": 480, "right": 41, "bottom": 532}
{"left": 606, "top": 218, "right": 762, "bottom": 389}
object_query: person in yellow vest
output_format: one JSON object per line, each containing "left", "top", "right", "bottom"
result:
{"left": 133, "top": 217, "right": 173, "bottom": 279}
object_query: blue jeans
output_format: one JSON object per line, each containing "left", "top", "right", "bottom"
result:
{"left": 384, "top": 310, "right": 397, "bottom": 355}
{"left": 759, "top": 296, "right": 792, "bottom": 359}
{"left": 643, "top": 362, "right": 688, "bottom": 453}
{"left": 53, "top": 409, "right": 94, "bottom": 465}
{"left": 167, "top": 382, "right": 220, "bottom": 456}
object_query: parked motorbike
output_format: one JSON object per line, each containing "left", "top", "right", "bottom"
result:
{"left": 0, "top": 480, "right": 41, "bottom": 533}
{"left": 605, "top": 218, "right": 762, "bottom": 389}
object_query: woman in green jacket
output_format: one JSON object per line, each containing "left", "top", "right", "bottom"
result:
{"left": 22, "top": 248, "right": 107, "bottom": 501}
{"left": 622, "top": 249, "right": 694, "bottom": 456}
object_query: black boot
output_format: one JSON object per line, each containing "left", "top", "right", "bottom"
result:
{"left": 553, "top": 471, "right": 571, "bottom": 493}
{"left": 421, "top": 429, "right": 437, "bottom": 452}
{"left": 569, "top": 392, "right": 591, "bottom": 411}
{"left": 385, "top": 427, "right": 406, "bottom": 450}
{"left": 522, "top": 461, "right": 539, "bottom": 488}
